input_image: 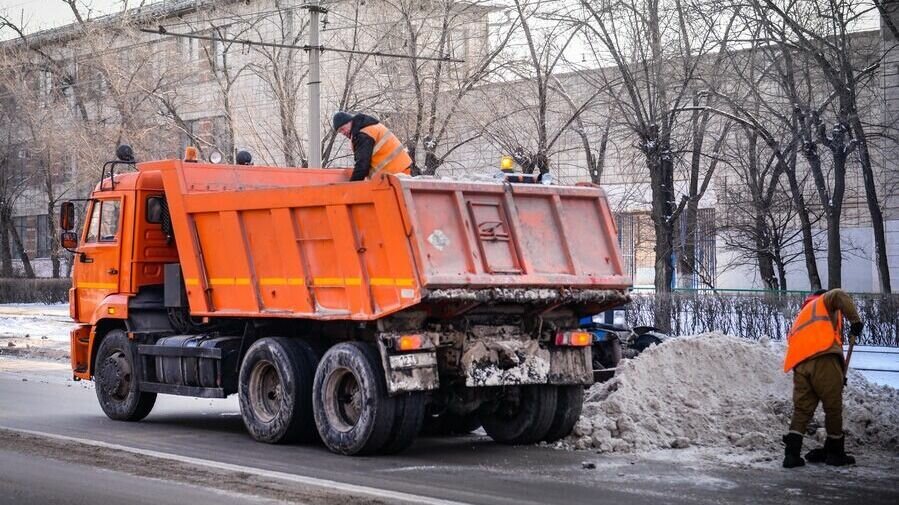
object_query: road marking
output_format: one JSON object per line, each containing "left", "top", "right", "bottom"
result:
{"left": 1, "top": 427, "right": 470, "bottom": 505}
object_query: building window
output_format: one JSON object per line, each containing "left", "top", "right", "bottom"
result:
{"left": 676, "top": 208, "right": 717, "bottom": 289}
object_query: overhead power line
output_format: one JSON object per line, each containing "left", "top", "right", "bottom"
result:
{"left": 138, "top": 26, "right": 465, "bottom": 63}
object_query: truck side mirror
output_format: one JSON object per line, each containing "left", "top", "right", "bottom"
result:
{"left": 61, "top": 231, "right": 78, "bottom": 251}
{"left": 60, "top": 202, "right": 75, "bottom": 231}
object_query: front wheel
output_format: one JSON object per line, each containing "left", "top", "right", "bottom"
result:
{"left": 94, "top": 329, "right": 156, "bottom": 421}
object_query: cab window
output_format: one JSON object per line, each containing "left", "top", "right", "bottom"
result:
{"left": 85, "top": 200, "right": 121, "bottom": 243}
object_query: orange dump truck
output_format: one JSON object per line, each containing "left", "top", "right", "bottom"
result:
{"left": 60, "top": 148, "right": 630, "bottom": 455}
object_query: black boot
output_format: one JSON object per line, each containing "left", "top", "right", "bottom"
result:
{"left": 805, "top": 446, "right": 826, "bottom": 463}
{"left": 782, "top": 433, "right": 806, "bottom": 468}
{"left": 824, "top": 436, "right": 856, "bottom": 466}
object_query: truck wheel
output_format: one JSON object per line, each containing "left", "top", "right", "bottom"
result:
{"left": 239, "top": 337, "right": 318, "bottom": 444}
{"left": 542, "top": 385, "right": 585, "bottom": 443}
{"left": 380, "top": 392, "right": 426, "bottom": 454}
{"left": 593, "top": 339, "right": 622, "bottom": 383}
{"left": 480, "top": 385, "right": 557, "bottom": 445}
{"left": 94, "top": 329, "right": 156, "bottom": 421}
{"left": 313, "top": 342, "right": 396, "bottom": 455}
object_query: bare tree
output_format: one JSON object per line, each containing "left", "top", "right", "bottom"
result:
{"left": 576, "top": 0, "right": 735, "bottom": 327}
{"left": 758, "top": 0, "right": 893, "bottom": 292}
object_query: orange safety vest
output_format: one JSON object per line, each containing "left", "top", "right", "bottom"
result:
{"left": 359, "top": 123, "right": 412, "bottom": 177}
{"left": 783, "top": 297, "right": 843, "bottom": 372}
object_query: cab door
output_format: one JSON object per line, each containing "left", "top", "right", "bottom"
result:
{"left": 74, "top": 196, "right": 124, "bottom": 323}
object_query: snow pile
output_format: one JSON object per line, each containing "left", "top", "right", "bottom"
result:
{"left": 566, "top": 333, "right": 899, "bottom": 454}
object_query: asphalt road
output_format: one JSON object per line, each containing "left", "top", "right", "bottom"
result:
{"left": 0, "top": 449, "right": 286, "bottom": 505}
{"left": 0, "top": 358, "right": 896, "bottom": 505}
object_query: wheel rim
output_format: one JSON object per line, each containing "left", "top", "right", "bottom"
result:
{"left": 248, "top": 360, "right": 282, "bottom": 423}
{"left": 100, "top": 350, "right": 132, "bottom": 401}
{"left": 324, "top": 367, "right": 363, "bottom": 432}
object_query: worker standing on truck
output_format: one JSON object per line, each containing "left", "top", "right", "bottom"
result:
{"left": 333, "top": 111, "right": 413, "bottom": 181}
{"left": 782, "top": 288, "right": 863, "bottom": 468}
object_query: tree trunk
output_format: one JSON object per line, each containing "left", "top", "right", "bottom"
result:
{"left": 46, "top": 211, "right": 60, "bottom": 278}
{"left": 648, "top": 143, "right": 676, "bottom": 331}
{"left": 423, "top": 149, "right": 439, "bottom": 176}
{"left": 754, "top": 212, "right": 777, "bottom": 290}
{"left": 783, "top": 166, "right": 822, "bottom": 290}
{"left": 0, "top": 207, "right": 12, "bottom": 277}
{"left": 7, "top": 220, "right": 34, "bottom": 278}
{"left": 850, "top": 118, "right": 892, "bottom": 293}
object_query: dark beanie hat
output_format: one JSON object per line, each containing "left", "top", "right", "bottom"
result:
{"left": 333, "top": 111, "right": 354, "bottom": 129}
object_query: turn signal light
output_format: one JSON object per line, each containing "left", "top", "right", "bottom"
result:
{"left": 396, "top": 334, "right": 422, "bottom": 351}
{"left": 555, "top": 330, "right": 592, "bottom": 347}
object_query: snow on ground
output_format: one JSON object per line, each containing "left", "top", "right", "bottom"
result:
{"left": 0, "top": 303, "right": 73, "bottom": 342}
{"left": 560, "top": 333, "right": 899, "bottom": 467}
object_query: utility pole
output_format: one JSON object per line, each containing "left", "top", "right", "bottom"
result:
{"left": 305, "top": 1, "right": 325, "bottom": 168}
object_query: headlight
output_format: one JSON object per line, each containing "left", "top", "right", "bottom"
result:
{"left": 539, "top": 172, "right": 554, "bottom": 185}
{"left": 612, "top": 310, "right": 626, "bottom": 327}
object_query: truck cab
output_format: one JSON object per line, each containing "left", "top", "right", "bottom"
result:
{"left": 64, "top": 162, "right": 177, "bottom": 379}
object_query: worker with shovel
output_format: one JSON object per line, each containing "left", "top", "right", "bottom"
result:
{"left": 782, "top": 288, "right": 863, "bottom": 468}
{"left": 333, "top": 111, "right": 412, "bottom": 181}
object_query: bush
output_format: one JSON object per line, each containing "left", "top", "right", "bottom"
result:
{"left": 0, "top": 278, "right": 72, "bottom": 304}
{"left": 626, "top": 291, "right": 899, "bottom": 347}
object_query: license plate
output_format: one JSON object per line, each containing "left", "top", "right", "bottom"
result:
{"left": 389, "top": 352, "right": 436, "bottom": 370}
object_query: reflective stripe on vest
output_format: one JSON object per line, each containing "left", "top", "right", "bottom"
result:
{"left": 783, "top": 298, "right": 842, "bottom": 372}
{"left": 360, "top": 123, "right": 411, "bottom": 177}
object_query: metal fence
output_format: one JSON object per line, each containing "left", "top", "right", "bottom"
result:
{"left": 626, "top": 291, "right": 899, "bottom": 347}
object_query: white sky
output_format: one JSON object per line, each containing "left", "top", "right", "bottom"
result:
{"left": 0, "top": 0, "right": 883, "bottom": 42}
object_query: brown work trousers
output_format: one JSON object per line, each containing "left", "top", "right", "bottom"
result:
{"left": 788, "top": 353, "right": 844, "bottom": 437}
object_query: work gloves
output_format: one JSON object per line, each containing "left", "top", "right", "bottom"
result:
{"left": 850, "top": 322, "right": 863, "bottom": 337}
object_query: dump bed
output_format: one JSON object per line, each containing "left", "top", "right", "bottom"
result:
{"left": 145, "top": 160, "right": 630, "bottom": 320}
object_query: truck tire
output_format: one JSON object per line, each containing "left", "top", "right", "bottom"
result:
{"left": 593, "top": 339, "right": 622, "bottom": 383}
{"left": 239, "top": 337, "right": 318, "bottom": 444}
{"left": 313, "top": 342, "right": 396, "bottom": 455}
{"left": 94, "top": 329, "right": 156, "bottom": 421}
{"left": 380, "top": 392, "right": 426, "bottom": 454}
{"left": 480, "top": 385, "right": 557, "bottom": 445}
{"left": 542, "top": 385, "right": 584, "bottom": 443}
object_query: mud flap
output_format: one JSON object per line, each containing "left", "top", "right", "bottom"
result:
{"left": 461, "top": 338, "right": 592, "bottom": 387}
{"left": 548, "top": 346, "right": 593, "bottom": 385}
{"left": 376, "top": 338, "right": 439, "bottom": 395}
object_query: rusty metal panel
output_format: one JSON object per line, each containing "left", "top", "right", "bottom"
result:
{"left": 399, "top": 178, "right": 630, "bottom": 289}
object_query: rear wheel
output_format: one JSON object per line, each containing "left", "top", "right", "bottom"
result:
{"left": 593, "top": 339, "right": 622, "bottom": 383}
{"left": 380, "top": 392, "right": 426, "bottom": 454}
{"left": 313, "top": 342, "right": 397, "bottom": 455}
{"left": 480, "top": 385, "right": 557, "bottom": 445}
{"left": 542, "top": 385, "right": 585, "bottom": 443}
{"left": 239, "top": 337, "right": 318, "bottom": 444}
{"left": 94, "top": 329, "right": 156, "bottom": 421}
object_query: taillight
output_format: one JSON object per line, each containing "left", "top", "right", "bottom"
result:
{"left": 555, "top": 330, "right": 592, "bottom": 347}
{"left": 395, "top": 334, "right": 423, "bottom": 351}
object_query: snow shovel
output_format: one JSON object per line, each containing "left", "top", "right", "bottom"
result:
{"left": 843, "top": 338, "right": 855, "bottom": 386}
